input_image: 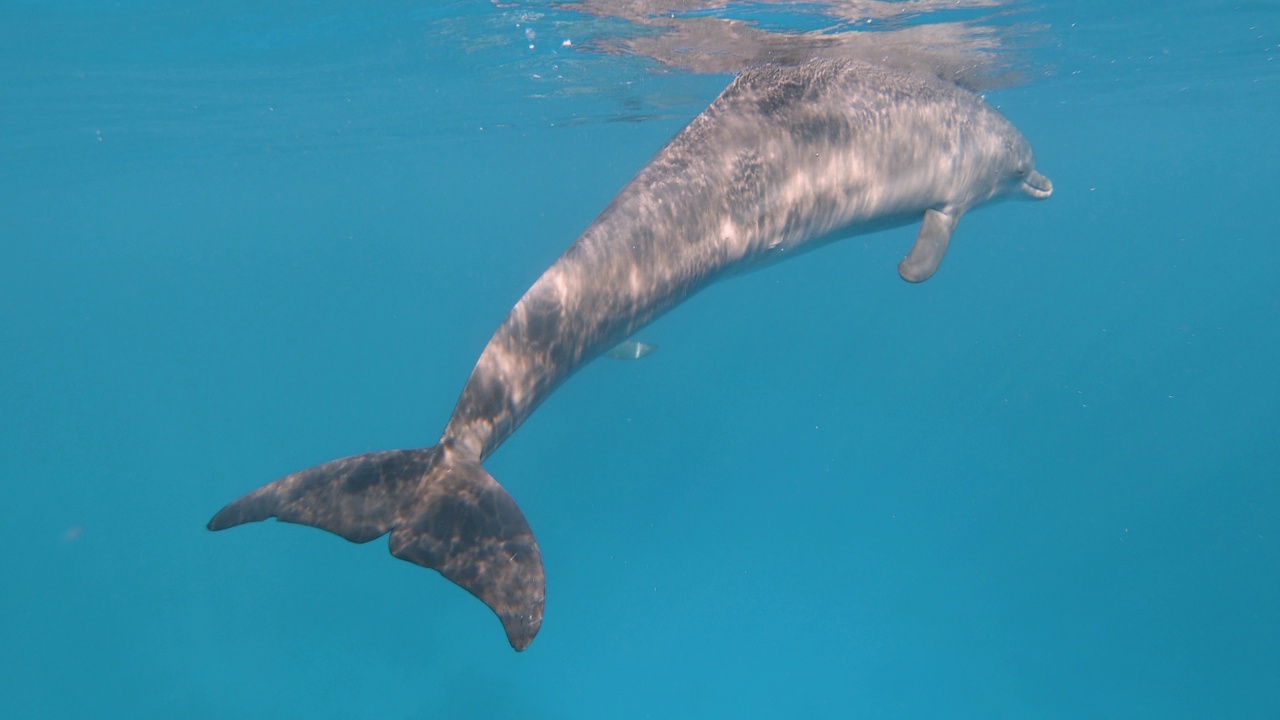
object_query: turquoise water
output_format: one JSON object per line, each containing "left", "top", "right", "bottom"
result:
{"left": 2, "top": 2, "right": 1277, "bottom": 718}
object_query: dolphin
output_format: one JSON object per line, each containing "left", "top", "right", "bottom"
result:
{"left": 208, "top": 58, "right": 1052, "bottom": 651}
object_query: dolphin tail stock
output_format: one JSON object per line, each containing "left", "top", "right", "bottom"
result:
{"left": 206, "top": 445, "right": 545, "bottom": 651}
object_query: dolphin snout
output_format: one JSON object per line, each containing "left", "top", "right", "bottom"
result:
{"left": 1022, "top": 170, "right": 1052, "bottom": 200}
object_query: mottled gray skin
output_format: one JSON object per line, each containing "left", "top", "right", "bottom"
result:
{"left": 446, "top": 59, "right": 1050, "bottom": 462}
{"left": 208, "top": 58, "right": 1051, "bottom": 652}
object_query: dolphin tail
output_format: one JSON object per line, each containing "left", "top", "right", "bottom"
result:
{"left": 207, "top": 445, "right": 544, "bottom": 651}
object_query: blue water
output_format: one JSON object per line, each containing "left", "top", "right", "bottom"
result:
{"left": 2, "top": 2, "right": 1277, "bottom": 718}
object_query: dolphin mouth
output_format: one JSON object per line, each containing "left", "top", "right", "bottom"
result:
{"left": 1022, "top": 170, "right": 1053, "bottom": 199}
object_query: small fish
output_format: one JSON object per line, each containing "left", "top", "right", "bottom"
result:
{"left": 605, "top": 339, "right": 658, "bottom": 360}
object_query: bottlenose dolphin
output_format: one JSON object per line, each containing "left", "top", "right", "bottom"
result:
{"left": 208, "top": 59, "right": 1052, "bottom": 650}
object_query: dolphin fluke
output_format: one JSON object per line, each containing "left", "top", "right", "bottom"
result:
{"left": 207, "top": 446, "right": 545, "bottom": 651}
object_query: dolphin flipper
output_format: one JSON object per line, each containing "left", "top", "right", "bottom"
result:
{"left": 898, "top": 208, "right": 958, "bottom": 283}
{"left": 208, "top": 447, "right": 545, "bottom": 650}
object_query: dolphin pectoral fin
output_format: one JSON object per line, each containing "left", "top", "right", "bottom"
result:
{"left": 898, "top": 208, "right": 959, "bottom": 283}
{"left": 208, "top": 446, "right": 545, "bottom": 651}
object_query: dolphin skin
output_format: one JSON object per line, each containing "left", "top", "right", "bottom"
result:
{"left": 208, "top": 59, "right": 1052, "bottom": 651}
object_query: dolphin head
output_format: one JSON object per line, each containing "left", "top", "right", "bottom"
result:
{"left": 969, "top": 125, "right": 1052, "bottom": 209}
{"left": 1006, "top": 136, "right": 1052, "bottom": 200}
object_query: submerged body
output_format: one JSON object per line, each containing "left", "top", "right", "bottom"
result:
{"left": 209, "top": 59, "right": 1051, "bottom": 650}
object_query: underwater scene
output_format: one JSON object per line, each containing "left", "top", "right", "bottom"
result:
{"left": 2, "top": 1, "right": 1277, "bottom": 718}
